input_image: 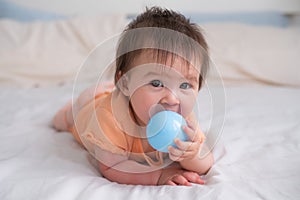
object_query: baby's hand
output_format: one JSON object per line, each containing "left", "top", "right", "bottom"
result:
{"left": 168, "top": 120, "right": 205, "bottom": 162}
{"left": 164, "top": 170, "right": 204, "bottom": 186}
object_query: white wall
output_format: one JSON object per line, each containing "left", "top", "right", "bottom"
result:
{"left": 9, "top": 0, "right": 300, "bottom": 15}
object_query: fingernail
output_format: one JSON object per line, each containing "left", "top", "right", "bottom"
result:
{"left": 185, "top": 182, "right": 192, "bottom": 186}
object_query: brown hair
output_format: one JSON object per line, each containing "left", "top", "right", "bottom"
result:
{"left": 115, "top": 6, "right": 209, "bottom": 90}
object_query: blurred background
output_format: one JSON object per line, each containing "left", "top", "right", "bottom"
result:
{"left": 1, "top": 0, "right": 300, "bottom": 23}
{"left": 0, "top": 0, "right": 299, "bottom": 87}
{"left": 1, "top": 0, "right": 300, "bottom": 15}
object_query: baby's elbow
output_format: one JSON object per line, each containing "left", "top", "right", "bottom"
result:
{"left": 98, "top": 162, "right": 110, "bottom": 177}
{"left": 98, "top": 162, "right": 121, "bottom": 183}
{"left": 201, "top": 152, "right": 214, "bottom": 175}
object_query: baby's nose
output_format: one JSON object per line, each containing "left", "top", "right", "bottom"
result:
{"left": 160, "top": 89, "right": 180, "bottom": 108}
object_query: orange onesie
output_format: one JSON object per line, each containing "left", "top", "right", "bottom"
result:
{"left": 68, "top": 88, "right": 166, "bottom": 167}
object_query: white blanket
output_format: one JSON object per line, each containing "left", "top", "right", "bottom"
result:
{"left": 0, "top": 85, "right": 299, "bottom": 199}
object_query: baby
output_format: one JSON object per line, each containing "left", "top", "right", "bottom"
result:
{"left": 53, "top": 7, "right": 214, "bottom": 186}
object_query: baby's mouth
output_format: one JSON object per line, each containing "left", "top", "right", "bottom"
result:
{"left": 148, "top": 104, "right": 165, "bottom": 118}
{"left": 148, "top": 104, "right": 181, "bottom": 119}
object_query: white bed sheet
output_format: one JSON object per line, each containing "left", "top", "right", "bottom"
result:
{"left": 0, "top": 84, "right": 299, "bottom": 200}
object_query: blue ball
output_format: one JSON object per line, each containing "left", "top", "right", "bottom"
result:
{"left": 146, "top": 110, "right": 188, "bottom": 153}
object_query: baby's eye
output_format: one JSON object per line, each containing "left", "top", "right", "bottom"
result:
{"left": 150, "top": 80, "right": 164, "bottom": 87}
{"left": 180, "top": 82, "right": 192, "bottom": 89}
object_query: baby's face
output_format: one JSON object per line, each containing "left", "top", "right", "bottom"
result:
{"left": 119, "top": 53, "right": 200, "bottom": 126}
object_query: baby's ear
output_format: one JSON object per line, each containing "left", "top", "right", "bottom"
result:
{"left": 116, "top": 74, "right": 130, "bottom": 96}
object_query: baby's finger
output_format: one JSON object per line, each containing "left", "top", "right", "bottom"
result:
{"left": 186, "top": 120, "right": 206, "bottom": 141}
{"left": 172, "top": 175, "right": 192, "bottom": 186}
{"left": 185, "top": 119, "right": 196, "bottom": 130}
{"left": 170, "top": 141, "right": 200, "bottom": 155}
{"left": 182, "top": 125, "right": 200, "bottom": 142}
{"left": 169, "top": 154, "right": 184, "bottom": 162}
{"left": 183, "top": 172, "right": 205, "bottom": 185}
{"left": 168, "top": 145, "right": 184, "bottom": 157}
{"left": 168, "top": 147, "right": 186, "bottom": 161}
{"left": 166, "top": 180, "right": 177, "bottom": 186}
{"left": 174, "top": 139, "right": 193, "bottom": 151}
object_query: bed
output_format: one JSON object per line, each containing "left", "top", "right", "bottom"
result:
{"left": 1, "top": 3, "right": 300, "bottom": 199}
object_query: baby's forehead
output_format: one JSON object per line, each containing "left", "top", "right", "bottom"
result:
{"left": 130, "top": 50, "right": 201, "bottom": 76}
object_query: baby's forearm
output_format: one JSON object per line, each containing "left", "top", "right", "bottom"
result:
{"left": 99, "top": 160, "right": 185, "bottom": 185}
{"left": 179, "top": 145, "right": 214, "bottom": 174}
{"left": 99, "top": 160, "right": 162, "bottom": 185}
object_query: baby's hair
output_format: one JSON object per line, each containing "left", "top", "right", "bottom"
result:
{"left": 115, "top": 6, "right": 209, "bottom": 90}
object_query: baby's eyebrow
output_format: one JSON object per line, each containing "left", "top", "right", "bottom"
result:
{"left": 145, "top": 71, "right": 160, "bottom": 76}
{"left": 142, "top": 68, "right": 199, "bottom": 83}
{"left": 144, "top": 71, "right": 199, "bottom": 83}
{"left": 143, "top": 71, "right": 161, "bottom": 78}
{"left": 185, "top": 75, "right": 198, "bottom": 83}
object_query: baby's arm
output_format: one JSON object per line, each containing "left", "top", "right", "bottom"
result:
{"left": 99, "top": 160, "right": 162, "bottom": 185}
{"left": 168, "top": 119, "right": 214, "bottom": 174}
{"left": 97, "top": 149, "right": 204, "bottom": 186}
{"left": 179, "top": 145, "right": 214, "bottom": 174}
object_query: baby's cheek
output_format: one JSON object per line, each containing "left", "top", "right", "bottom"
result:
{"left": 130, "top": 99, "right": 152, "bottom": 124}
{"left": 178, "top": 89, "right": 198, "bottom": 117}
{"left": 181, "top": 98, "right": 197, "bottom": 117}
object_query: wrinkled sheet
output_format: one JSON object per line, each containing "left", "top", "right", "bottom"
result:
{"left": 0, "top": 84, "right": 299, "bottom": 200}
